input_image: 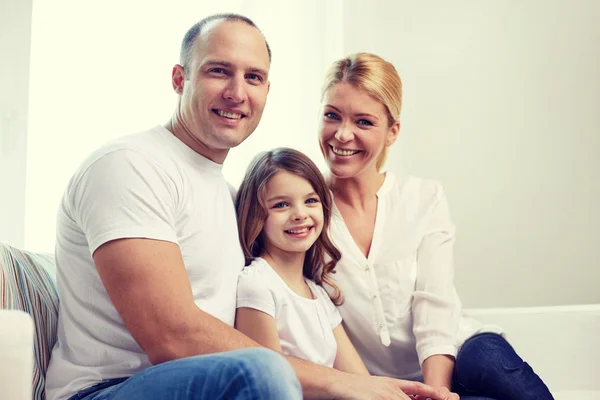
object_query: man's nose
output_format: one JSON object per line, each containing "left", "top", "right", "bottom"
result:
{"left": 223, "top": 75, "right": 246, "bottom": 103}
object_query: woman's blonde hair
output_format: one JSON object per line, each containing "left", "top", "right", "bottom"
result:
{"left": 322, "top": 52, "right": 402, "bottom": 171}
{"left": 235, "top": 147, "right": 343, "bottom": 305}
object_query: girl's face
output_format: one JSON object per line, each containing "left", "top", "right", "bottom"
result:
{"left": 261, "top": 170, "right": 324, "bottom": 258}
{"left": 318, "top": 82, "right": 399, "bottom": 179}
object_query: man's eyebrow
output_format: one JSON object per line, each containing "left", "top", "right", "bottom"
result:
{"left": 203, "top": 61, "right": 268, "bottom": 77}
{"left": 203, "top": 60, "right": 234, "bottom": 68}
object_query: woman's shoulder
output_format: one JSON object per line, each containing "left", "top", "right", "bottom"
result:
{"left": 385, "top": 172, "right": 447, "bottom": 204}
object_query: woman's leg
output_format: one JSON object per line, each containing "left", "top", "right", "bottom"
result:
{"left": 452, "top": 332, "right": 554, "bottom": 400}
{"left": 69, "top": 348, "right": 302, "bottom": 400}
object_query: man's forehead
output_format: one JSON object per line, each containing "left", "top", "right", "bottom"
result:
{"left": 192, "top": 19, "right": 270, "bottom": 71}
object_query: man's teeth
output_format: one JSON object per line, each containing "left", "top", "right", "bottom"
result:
{"left": 286, "top": 227, "right": 310, "bottom": 234}
{"left": 217, "top": 110, "right": 242, "bottom": 119}
{"left": 332, "top": 147, "right": 359, "bottom": 156}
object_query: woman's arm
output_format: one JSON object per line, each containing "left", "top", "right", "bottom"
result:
{"left": 422, "top": 354, "right": 454, "bottom": 390}
{"left": 332, "top": 323, "right": 370, "bottom": 375}
{"left": 235, "top": 307, "right": 283, "bottom": 352}
{"left": 412, "top": 183, "right": 461, "bottom": 399}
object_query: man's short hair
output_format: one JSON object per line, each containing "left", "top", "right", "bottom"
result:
{"left": 180, "top": 13, "right": 272, "bottom": 72}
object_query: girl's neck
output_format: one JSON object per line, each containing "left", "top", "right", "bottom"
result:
{"left": 328, "top": 170, "right": 386, "bottom": 209}
{"left": 261, "top": 249, "right": 307, "bottom": 288}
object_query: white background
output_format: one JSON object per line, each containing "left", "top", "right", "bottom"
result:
{"left": 1, "top": 0, "right": 598, "bottom": 308}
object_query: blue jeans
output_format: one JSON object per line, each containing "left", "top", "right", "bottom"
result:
{"left": 452, "top": 333, "right": 554, "bottom": 400}
{"left": 68, "top": 348, "right": 302, "bottom": 400}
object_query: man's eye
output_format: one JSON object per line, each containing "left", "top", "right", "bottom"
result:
{"left": 209, "top": 68, "right": 226, "bottom": 74}
{"left": 247, "top": 73, "right": 263, "bottom": 82}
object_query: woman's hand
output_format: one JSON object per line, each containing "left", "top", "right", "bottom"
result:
{"left": 332, "top": 375, "right": 443, "bottom": 400}
{"left": 433, "top": 386, "right": 460, "bottom": 400}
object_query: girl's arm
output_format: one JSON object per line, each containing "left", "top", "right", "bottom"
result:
{"left": 332, "top": 323, "right": 370, "bottom": 375}
{"left": 235, "top": 307, "right": 283, "bottom": 352}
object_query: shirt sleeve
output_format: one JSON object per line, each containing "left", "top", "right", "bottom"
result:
{"left": 412, "top": 182, "right": 462, "bottom": 365}
{"left": 236, "top": 266, "right": 277, "bottom": 318}
{"left": 70, "top": 149, "right": 179, "bottom": 255}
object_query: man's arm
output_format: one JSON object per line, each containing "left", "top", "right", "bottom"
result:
{"left": 93, "top": 238, "right": 259, "bottom": 364}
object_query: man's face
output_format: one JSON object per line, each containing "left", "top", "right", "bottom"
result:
{"left": 174, "top": 20, "right": 270, "bottom": 163}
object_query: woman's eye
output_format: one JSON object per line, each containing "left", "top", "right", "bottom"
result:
{"left": 357, "top": 119, "right": 373, "bottom": 126}
{"left": 325, "top": 112, "right": 340, "bottom": 120}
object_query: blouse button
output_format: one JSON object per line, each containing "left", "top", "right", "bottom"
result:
{"left": 379, "top": 323, "right": 384, "bottom": 328}
{"left": 365, "top": 265, "right": 370, "bottom": 271}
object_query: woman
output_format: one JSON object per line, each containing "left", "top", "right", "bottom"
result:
{"left": 318, "top": 52, "right": 554, "bottom": 400}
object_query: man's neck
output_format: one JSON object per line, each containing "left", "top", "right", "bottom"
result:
{"left": 164, "top": 116, "right": 228, "bottom": 164}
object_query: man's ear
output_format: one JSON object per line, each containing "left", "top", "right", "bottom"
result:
{"left": 386, "top": 121, "right": 400, "bottom": 146}
{"left": 172, "top": 64, "right": 185, "bottom": 94}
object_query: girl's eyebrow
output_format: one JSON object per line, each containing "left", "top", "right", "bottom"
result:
{"left": 266, "top": 192, "right": 318, "bottom": 202}
{"left": 266, "top": 195, "right": 289, "bottom": 202}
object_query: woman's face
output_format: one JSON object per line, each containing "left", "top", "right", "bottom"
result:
{"left": 318, "top": 82, "right": 399, "bottom": 179}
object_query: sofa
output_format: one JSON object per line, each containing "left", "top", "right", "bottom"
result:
{"left": 1, "top": 241, "right": 599, "bottom": 399}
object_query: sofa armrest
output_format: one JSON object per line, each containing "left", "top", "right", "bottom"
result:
{"left": 0, "top": 310, "right": 34, "bottom": 400}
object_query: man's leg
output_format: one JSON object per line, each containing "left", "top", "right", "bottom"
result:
{"left": 452, "top": 333, "right": 554, "bottom": 400}
{"left": 73, "top": 348, "right": 302, "bottom": 400}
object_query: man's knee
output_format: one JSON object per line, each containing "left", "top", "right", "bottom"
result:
{"left": 232, "top": 348, "right": 302, "bottom": 400}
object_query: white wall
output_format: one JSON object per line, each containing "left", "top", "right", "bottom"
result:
{"left": 0, "top": 0, "right": 32, "bottom": 248}
{"left": 343, "top": 0, "right": 600, "bottom": 307}
{"left": 24, "top": 0, "right": 343, "bottom": 252}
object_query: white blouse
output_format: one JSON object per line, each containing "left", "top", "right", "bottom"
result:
{"left": 328, "top": 172, "right": 501, "bottom": 380}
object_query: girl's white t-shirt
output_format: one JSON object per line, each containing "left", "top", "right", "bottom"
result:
{"left": 236, "top": 257, "right": 342, "bottom": 367}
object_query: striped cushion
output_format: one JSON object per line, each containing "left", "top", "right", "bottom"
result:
{"left": 0, "top": 243, "right": 59, "bottom": 400}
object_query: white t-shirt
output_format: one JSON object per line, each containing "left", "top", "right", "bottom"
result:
{"left": 327, "top": 172, "right": 502, "bottom": 380}
{"left": 236, "top": 258, "right": 342, "bottom": 367}
{"left": 45, "top": 126, "right": 245, "bottom": 400}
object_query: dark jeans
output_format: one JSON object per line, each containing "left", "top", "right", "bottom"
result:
{"left": 452, "top": 333, "right": 554, "bottom": 400}
{"left": 67, "top": 348, "right": 302, "bottom": 400}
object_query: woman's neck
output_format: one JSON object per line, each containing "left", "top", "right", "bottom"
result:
{"left": 328, "top": 170, "right": 386, "bottom": 209}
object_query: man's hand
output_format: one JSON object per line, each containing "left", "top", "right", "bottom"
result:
{"left": 332, "top": 375, "right": 442, "bottom": 400}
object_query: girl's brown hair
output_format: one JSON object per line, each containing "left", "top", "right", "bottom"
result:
{"left": 235, "top": 147, "right": 343, "bottom": 305}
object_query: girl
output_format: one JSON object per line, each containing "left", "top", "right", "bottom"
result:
{"left": 234, "top": 147, "right": 370, "bottom": 374}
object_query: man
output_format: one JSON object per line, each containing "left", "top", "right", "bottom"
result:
{"left": 46, "top": 13, "right": 442, "bottom": 400}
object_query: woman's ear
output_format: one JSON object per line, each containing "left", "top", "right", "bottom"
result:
{"left": 385, "top": 121, "right": 400, "bottom": 146}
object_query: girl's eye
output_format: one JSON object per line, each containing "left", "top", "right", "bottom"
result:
{"left": 357, "top": 119, "right": 373, "bottom": 126}
{"left": 306, "top": 197, "right": 320, "bottom": 204}
{"left": 272, "top": 202, "right": 288, "bottom": 209}
{"left": 324, "top": 112, "right": 340, "bottom": 120}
